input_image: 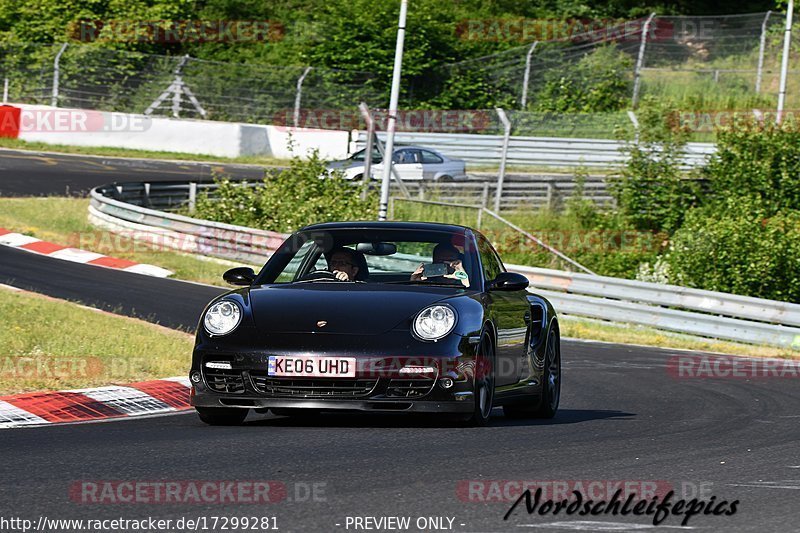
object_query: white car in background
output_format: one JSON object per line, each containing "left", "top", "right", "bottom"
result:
{"left": 326, "top": 145, "right": 468, "bottom": 181}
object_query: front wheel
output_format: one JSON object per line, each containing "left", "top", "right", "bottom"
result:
{"left": 463, "top": 331, "right": 495, "bottom": 426}
{"left": 196, "top": 406, "right": 248, "bottom": 426}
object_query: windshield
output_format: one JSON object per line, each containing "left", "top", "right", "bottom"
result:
{"left": 257, "top": 227, "right": 478, "bottom": 289}
{"left": 349, "top": 148, "right": 383, "bottom": 163}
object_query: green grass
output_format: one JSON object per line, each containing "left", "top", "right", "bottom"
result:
{"left": 0, "top": 288, "right": 194, "bottom": 394}
{"left": 0, "top": 197, "right": 250, "bottom": 286}
{"left": 0, "top": 137, "right": 289, "bottom": 167}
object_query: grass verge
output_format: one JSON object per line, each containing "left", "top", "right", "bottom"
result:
{"left": 0, "top": 197, "right": 251, "bottom": 286}
{"left": 0, "top": 287, "right": 193, "bottom": 394}
{"left": 0, "top": 137, "right": 289, "bottom": 167}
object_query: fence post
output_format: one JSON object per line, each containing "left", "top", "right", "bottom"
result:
{"left": 51, "top": 43, "right": 68, "bottom": 107}
{"left": 188, "top": 182, "right": 197, "bottom": 214}
{"left": 477, "top": 182, "right": 489, "bottom": 228}
{"left": 293, "top": 67, "right": 313, "bottom": 127}
{"left": 545, "top": 180, "right": 556, "bottom": 210}
{"left": 520, "top": 41, "right": 538, "bottom": 109}
{"left": 494, "top": 108, "right": 512, "bottom": 213}
{"left": 631, "top": 13, "right": 656, "bottom": 109}
{"left": 358, "top": 102, "right": 376, "bottom": 200}
{"left": 756, "top": 11, "right": 772, "bottom": 93}
{"left": 778, "top": 1, "right": 794, "bottom": 123}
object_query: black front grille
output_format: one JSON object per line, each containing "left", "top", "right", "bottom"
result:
{"left": 249, "top": 373, "right": 378, "bottom": 398}
{"left": 204, "top": 368, "right": 245, "bottom": 394}
{"left": 386, "top": 378, "right": 436, "bottom": 398}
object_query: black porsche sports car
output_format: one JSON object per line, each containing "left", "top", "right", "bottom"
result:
{"left": 189, "top": 221, "right": 560, "bottom": 426}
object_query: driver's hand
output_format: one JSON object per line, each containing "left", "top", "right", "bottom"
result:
{"left": 410, "top": 263, "right": 424, "bottom": 281}
{"left": 332, "top": 270, "right": 350, "bottom": 281}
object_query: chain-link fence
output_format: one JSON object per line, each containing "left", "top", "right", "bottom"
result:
{"left": 0, "top": 43, "right": 382, "bottom": 123}
{"left": 0, "top": 11, "right": 797, "bottom": 138}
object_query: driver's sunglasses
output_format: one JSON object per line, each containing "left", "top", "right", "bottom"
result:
{"left": 330, "top": 259, "right": 355, "bottom": 268}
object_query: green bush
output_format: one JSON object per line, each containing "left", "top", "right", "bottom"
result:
{"left": 706, "top": 120, "right": 800, "bottom": 213}
{"left": 610, "top": 98, "right": 702, "bottom": 232}
{"left": 534, "top": 45, "right": 633, "bottom": 113}
{"left": 194, "top": 152, "right": 378, "bottom": 233}
{"left": 666, "top": 196, "right": 800, "bottom": 302}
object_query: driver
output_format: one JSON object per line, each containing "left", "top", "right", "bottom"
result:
{"left": 410, "top": 243, "right": 469, "bottom": 286}
{"left": 327, "top": 247, "right": 361, "bottom": 281}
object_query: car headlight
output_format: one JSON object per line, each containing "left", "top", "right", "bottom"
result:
{"left": 413, "top": 305, "right": 457, "bottom": 341}
{"left": 203, "top": 300, "right": 242, "bottom": 336}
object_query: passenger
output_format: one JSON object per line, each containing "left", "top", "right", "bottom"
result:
{"left": 410, "top": 243, "right": 468, "bottom": 286}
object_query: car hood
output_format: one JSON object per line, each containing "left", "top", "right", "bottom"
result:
{"left": 248, "top": 283, "right": 464, "bottom": 335}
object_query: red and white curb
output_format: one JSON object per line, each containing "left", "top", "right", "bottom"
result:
{"left": 0, "top": 228, "right": 173, "bottom": 278}
{"left": 0, "top": 377, "right": 192, "bottom": 428}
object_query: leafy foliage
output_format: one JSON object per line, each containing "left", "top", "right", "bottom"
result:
{"left": 666, "top": 196, "right": 800, "bottom": 302}
{"left": 194, "top": 152, "right": 378, "bottom": 233}
{"left": 706, "top": 119, "right": 800, "bottom": 213}
{"left": 610, "top": 97, "right": 702, "bottom": 232}
{"left": 534, "top": 45, "right": 633, "bottom": 113}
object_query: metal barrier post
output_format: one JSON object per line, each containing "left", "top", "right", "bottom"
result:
{"left": 293, "top": 67, "right": 313, "bottom": 127}
{"left": 632, "top": 13, "right": 656, "bottom": 109}
{"left": 520, "top": 41, "right": 538, "bottom": 109}
{"left": 756, "top": 11, "right": 772, "bottom": 93}
{"left": 188, "top": 182, "right": 197, "bottom": 214}
{"left": 494, "top": 108, "right": 511, "bottom": 213}
{"left": 358, "top": 103, "right": 375, "bottom": 200}
{"left": 51, "top": 43, "right": 68, "bottom": 107}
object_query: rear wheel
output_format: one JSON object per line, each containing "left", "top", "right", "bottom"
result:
{"left": 196, "top": 406, "right": 248, "bottom": 426}
{"left": 463, "top": 331, "right": 495, "bottom": 426}
{"left": 503, "top": 324, "right": 561, "bottom": 419}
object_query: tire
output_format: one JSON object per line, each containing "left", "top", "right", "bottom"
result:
{"left": 503, "top": 324, "right": 561, "bottom": 419}
{"left": 438, "top": 175, "right": 453, "bottom": 182}
{"left": 196, "top": 406, "right": 248, "bottom": 426}
{"left": 463, "top": 331, "right": 495, "bottom": 427}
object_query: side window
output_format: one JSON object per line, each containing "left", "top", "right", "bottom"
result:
{"left": 478, "top": 236, "right": 505, "bottom": 282}
{"left": 421, "top": 150, "right": 443, "bottom": 164}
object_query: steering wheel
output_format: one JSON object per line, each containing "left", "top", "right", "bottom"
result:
{"left": 300, "top": 270, "right": 339, "bottom": 281}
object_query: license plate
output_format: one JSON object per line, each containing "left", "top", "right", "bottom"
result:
{"left": 267, "top": 356, "right": 356, "bottom": 377}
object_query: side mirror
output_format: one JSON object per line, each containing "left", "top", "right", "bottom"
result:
{"left": 223, "top": 267, "right": 256, "bottom": 286}
{"left": 488, "top": 272, "right": 529, "bottom": 291}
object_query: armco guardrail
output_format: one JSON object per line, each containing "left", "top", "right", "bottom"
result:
{"left": 511, "top": 266, "right": 800, "bottom": 349}
{"left": 90, "top": 183, "right": 285, "bottom": 265}
{"left": 90, "top": 182, "right": 800, "bottom": 349}
{"left": 353, "top": 131, "right": 716, "bottom": 169}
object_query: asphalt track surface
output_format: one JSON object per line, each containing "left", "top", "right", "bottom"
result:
{"left": 0, "top": 148, "right": 265, "bottom": 196}
{"left": 2, "top": 245, "right": 800, "bottom": 531}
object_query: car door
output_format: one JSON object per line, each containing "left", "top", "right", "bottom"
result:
{"left": 391, "top": 148, "right": 424, "bottom": 180}
{"left": 478, "top": 235, "right": 530, "bottom": 388}
{"left": 419, "top": 149, "right": 444, "bottom": 180}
